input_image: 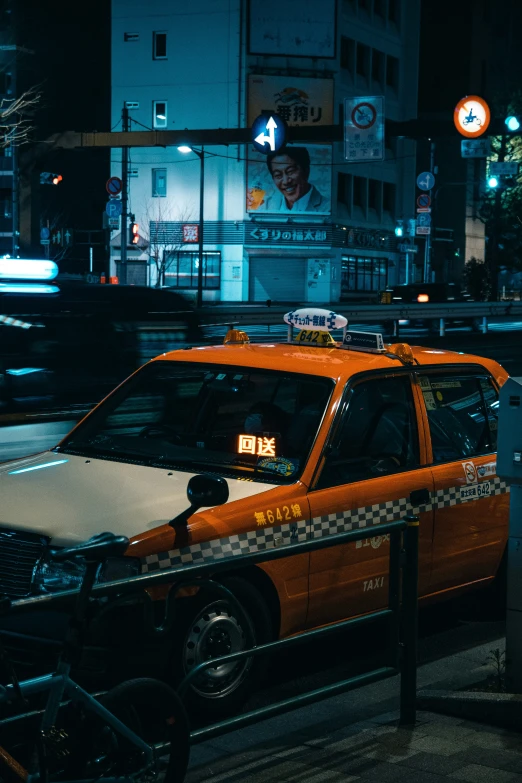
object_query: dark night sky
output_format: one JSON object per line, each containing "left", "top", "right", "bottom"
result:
{"left": 18, "top": 0, "right": 111, "bottom": 255}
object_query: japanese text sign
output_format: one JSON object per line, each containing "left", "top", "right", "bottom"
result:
{"left": 344, "top": 96, "right": 385, "bottom": 162}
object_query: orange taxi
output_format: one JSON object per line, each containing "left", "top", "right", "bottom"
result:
{"left": 0, "top": 309, "right": 508, "bottom": 718}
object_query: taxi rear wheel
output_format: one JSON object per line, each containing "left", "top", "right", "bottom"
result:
{"left": 169, "top": 576, "right": 273, "bottom": 721}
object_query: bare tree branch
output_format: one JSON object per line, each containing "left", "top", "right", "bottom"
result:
{"left": 0, "top": 87, "right": 40, "bottom": 147}
{"left": 140, "top": 199, "right": 196, "bottom": 287}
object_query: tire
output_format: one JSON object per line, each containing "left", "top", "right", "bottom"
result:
{"left": 65, "top": 678, "right": 190, "bottom": 783}
{"left": 168, "top": 576, "right": 273, "bottom": 722}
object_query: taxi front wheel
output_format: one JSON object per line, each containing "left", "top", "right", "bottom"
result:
{"left": 169, "top": 576, "right": 273, "bottom": 721}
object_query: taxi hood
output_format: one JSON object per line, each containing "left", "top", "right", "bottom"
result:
{"left": 0, "top": 451, "right": 278, "bottom": 546}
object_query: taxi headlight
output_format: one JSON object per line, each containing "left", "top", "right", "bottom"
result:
{"left": 33, "top": 556, "right": 141, "bottom": 594}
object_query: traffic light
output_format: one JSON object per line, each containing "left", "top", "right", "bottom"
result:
{"left": 394, "top": 220, "right": 404, "bottom": 238}
{"left": 40, "top": 172, "right": 63, "bottom": 185}
{"left": 129, "top": 221, "right": 139, "bottom": 245}
{"left": 505, "top": 115, "right": 521, "bottom": 132}
{"left": 487, "top": 176, "right": 499, "bottom": 189}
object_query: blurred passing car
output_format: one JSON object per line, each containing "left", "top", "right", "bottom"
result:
{"left": 0, "top": 281, "right": 203, "bottom": 458}
{"left": 379, "top": 282, "right": 479, "bottom": 332}
{"left": 0, "top": 308, "right": 509, "bottom": 720}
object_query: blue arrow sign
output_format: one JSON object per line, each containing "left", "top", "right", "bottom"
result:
{"left": 416, "top": 171, "right": 435, "bottom": 191}
{"left": 106, "top": 199, "right": 123, "bottom": 217}
{"left": 251, "top": 113, "right": 287, "bottom": 155}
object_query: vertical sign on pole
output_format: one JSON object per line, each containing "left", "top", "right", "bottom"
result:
{"left": 344, "top": 96, "right": 385, "bottom": 162}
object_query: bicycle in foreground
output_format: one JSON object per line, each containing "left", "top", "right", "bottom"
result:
{"left": 0, "top": 532, "right": 190, "bottom": 782}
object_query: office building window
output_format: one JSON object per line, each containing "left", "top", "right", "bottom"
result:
{"left": 372, "top": 49, "right": 385, "bottom": 84}
{"left": 374, "top": 0, "right": 385, "bottom": 17}
{"left": 388, "top": 0, "right": 400, "bottom": 24}
{"left": 356, "top": 43, "right": 370, "bottom": 79}
{"left": 353, "top": 176, "right": 365, "bottom": 210}
{"left": 386, "top": 55, "right": 399, "bottom": 91}
{"left": 368, "top": 178, "right": 381, "bottom": 213}
{"left": 341, "top": 256, "right": 388, "bottom": 294}
{"left": 383, "top": 182, "right": 396, "bottom": 215}
{"left": 153, "top": 101, "right": 167, "bottom": 128}
{"left": 337, "top": 172, "right": 351, "bottom": 206}
{"left": 341, "top": 36, "right": 355, "bottom": 72}
{"left": 164, "top": 251, "right": 221, "bottom": 290}
{"left": 358, "top": 0, "right": 370, "bottom": 12}
{"left": 153, "top": 31, "right": 167, "bottom": 59}
{"left": 152, "top": 168, "right": 167, "bottom": 197}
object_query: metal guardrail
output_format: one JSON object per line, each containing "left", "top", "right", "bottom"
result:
{"left": 196, "top": 301, "right": 522, "bottom": 337}
{"left": 8, "top": 515, "right": 420, "bottom": 743}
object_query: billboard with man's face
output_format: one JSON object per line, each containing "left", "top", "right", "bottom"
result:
{"left": 246, "top": 144, "right": 332, "bottom": 216}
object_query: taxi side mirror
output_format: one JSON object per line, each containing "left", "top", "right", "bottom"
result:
{"left": 169, "top": 474, "right": 229, "bottom": 528}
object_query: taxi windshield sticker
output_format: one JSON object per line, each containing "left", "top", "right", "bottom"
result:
{"left": 257, "top": 457, "right": 298, "bottom": 477}
{"left": 430, "top": 380, "right": 462, "bottom": 389}
{"left": 418, "top": 376, "right": 432, "bottom": 391}
{"left": 423, "top": 391, "right": 437, "bottom": 410}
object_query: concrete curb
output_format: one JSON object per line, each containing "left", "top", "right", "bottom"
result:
{"left": 417, "top": 688, "right": 522, "bottom": 731}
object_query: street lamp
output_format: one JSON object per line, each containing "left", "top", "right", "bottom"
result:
{"left": 178, "top": 145, "right": 205, "bottom": 308}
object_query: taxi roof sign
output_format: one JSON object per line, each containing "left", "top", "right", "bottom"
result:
{"left": 284, "top": 308, "right": 348, "bottom": 333}
{"left": 340, "top": 330, "right": 385, "bottom": 353}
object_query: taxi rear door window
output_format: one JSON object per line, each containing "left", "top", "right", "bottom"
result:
{"left": 317, "top": 374, "right": 419, "bottom": 489}
{"left": 418, "top": 372, "right": 498, "bottom": 462}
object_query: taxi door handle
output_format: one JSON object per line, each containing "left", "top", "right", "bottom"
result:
{"left": 410, "top": 488, "right": 431, "bottom": 506}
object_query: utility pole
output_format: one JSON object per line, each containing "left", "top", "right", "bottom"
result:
{"left": 197, "top": 147, "right": 205, "bottom": 308}
{"left": 490, "top": 134, "right": 507, "bottom": 301}
{"left": 423, "top": 140, "right": 436, "bottom": 283}
{"left": 120, "top": 104, "right": 130, "bottom": 285}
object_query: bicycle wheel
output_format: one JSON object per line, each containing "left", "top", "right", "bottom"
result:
{"left": 65, "top": 678, "right": 190, "bottom": 783}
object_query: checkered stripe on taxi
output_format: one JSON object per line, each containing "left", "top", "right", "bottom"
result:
{"left": 141, "top": 518, "right": 308, "bottom": 573}
{"left": 311, "top": 476, "right": 509, "bottom": 537}
{"left": 141, "top": 477, "right": 509, "bottom": 573}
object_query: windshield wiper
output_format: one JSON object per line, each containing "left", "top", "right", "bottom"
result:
{"left": 61, "top": 439, "right": 162, "bottom": 464}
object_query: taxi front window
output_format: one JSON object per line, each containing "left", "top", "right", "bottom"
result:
{"left": 59, "top": 362, "right": 333, "bottom": 482}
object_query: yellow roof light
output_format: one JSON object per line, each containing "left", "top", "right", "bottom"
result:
{"left": 417, "top": 293, "right": 429, "bottom": 303}
{"left": 224, "top": 328, "right": 250, "bottom": 345}
{"left": 387, "top": 342, "right": 415, "bottom": 365}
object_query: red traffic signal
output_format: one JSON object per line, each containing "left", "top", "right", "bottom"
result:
{"left": 40, "top": 172, "right": 63, "bottom": 185}
{"left": 129, "top": 222, "right": 139, "bottom": 245}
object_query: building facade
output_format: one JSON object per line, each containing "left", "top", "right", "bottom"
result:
{"left": 111, "top": 0, "right": 421, "bottom": 302}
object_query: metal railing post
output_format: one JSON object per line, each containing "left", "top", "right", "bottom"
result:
{"left": 482, "top": 316, "right": 488, "bottom": 334}
{"left": 399, "top": 514, "right": 419, "bottom": 726}
{"left": 439, "top": 317, "right": 445, "bottom": 337}
{"left": 387, "top": 530, "right": 402, "bottom": 669}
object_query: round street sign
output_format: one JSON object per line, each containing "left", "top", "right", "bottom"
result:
{"left": 417, "top": 194, "right": 431, "bottom": 208}
{"left": 251, "top": 113, "right": 287, "bottom": 155}
{"left": 416, "top": 172, "right": 435, "bottom": 191}
{"left": 40, "top": 227, "right": 50, "bottom": 240}
{"left": 454, "top": 95, "right": 490, "bottom": 138}
{"left": 106, "top": 176, "right": 123, "bottom": 196}
{"left": 351, "top": 102, "right": 377, "bottom": 130}
{"left": 105, "top": 199, "right": 123, "bottom": 217}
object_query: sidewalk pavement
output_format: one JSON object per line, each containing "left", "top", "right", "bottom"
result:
{"left": 187, "top": 633, "right": 516, "bottom": 782}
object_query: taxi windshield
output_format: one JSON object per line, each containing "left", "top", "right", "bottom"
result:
{"left": 59, "top": 361, "right": 333, "bottom": 482}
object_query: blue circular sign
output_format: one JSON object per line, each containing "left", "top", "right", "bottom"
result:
{"left": 251, "top": 113, "right": 288, "bottom": 155}
{"left": 105, "top": 199, "right": 123, "bottom": 217}
{"left": 416, "top": 172, "right": 435, "bottom": 191}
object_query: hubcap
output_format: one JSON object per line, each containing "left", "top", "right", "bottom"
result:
{"left": 183, "top": 605, "right": 251, "bottom": 699}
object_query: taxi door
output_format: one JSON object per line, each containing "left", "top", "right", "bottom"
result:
{"left": 306, "top": 371, "right": 435, "bottom": 628}
{"left": 416, "top": 368, "right": 508, "bottom": 594}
